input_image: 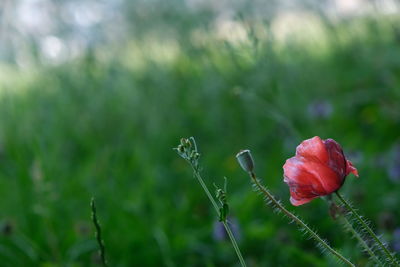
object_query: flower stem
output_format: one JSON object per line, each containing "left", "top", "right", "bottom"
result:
{"left": 335, "top": 191, "right": 399, "bottom": 267}
{"left": 249, "top": 172, "right": 354, "bottom": 267}
{"left": 193, "top": 169, "right": 247, "bottom": 267}
{"left": 223, "top": 221, "right": 244, "bottom": 265}
{"left": 340, "top": 216, "right": 383, "bottom": 266}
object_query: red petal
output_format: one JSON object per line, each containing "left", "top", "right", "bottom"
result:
{"left": 299, "top": 160, "right": 343, "bottom": 193}
{"left": 284, "top": 137, "right": 359, "bottom": 206}
{"left": 290, "top": 196, "right": 316, "bottom": 206}
{"left": 346, "top": 160, "right": 359, "bottom": 177}
{"left": 323, "top": 139, "right": 347, "bottom": 176}
{"left": 287, "top": 182, "right": 318, "bottom": 206}
{"left": 283, "top": 157, "right": 324, "bottom": 193}
{"left": 283, "top": 157, "right": 342, "bottom": 195}
{"left": 287, "top": 182, "right": 319, "bottom": 197}
{"left": 296, "top": 136, "right": 329, "bottom": 164}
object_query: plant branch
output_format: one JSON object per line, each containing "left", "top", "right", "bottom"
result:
{"left": 340, "top": 216, "right": 383, "bottom": 266}
{"left": 335, "top": 191, "right": 399, "bottom": 267}
{"left": 249, "top": 172, "right": 354, "bottom": 267}
{"left": 193, "top": 170, "right": 247, "bottom": 267}
{"left": 176, "top": 137, "right": 246, "bottom": 267}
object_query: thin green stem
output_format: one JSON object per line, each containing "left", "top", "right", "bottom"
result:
{"left": 90, "top": 198, "right": 108, "bottom": 267}
{"left": 223, "top": 221, "right": 245, "bottom": 267}
{"left": 249, "top": 172, "right": 354, "bottom": 267}
{"left": 192, "top": 169, "right": 247, "bottom": 267}
{"left": 340, "top": 216, "right": 383, "bottom": 266}
{"left": 335, "top": 191, "right": 399, "bottom": 267}
{"left": 193, "top": 170, "right": 219, "bottom": 212}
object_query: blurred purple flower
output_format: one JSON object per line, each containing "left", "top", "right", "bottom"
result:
{"left": 213, "top": 221, "right": 225, "bottom": 241}
{"left": 392, "top": 228, "right": 400, "bottom": 252}
{"left": 388, "top": 165, "right": 400, "bottom": 182}
{"left": 387, "top": 144, "right": 400, "bottom": 183}
{"left": 307, "top": 100, "right": 333, "bottom": 120}
{"left": 213, "top": 217, "right": 241, "bottom": 241}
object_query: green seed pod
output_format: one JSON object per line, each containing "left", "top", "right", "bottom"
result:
{"left": 236, "top": 149, "right": 254, "bottom": 172}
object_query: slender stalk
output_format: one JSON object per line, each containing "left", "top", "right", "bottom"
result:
{"left": 176, "top": 137, "right": 246, "bottom": 267}
{"left": 193, "top": 170, "right": 247, "bottom": 267}
{"left": 91, "top": 198, "right": 108, "bottom": 267}
{"left": 335, "top": 191, "right": 400, "bottom": 267}
{"left": 340, "top": 216, "right": 383, "bottom": 266}
{"left": 249, "top": 172, "right": 354, "bottom": 267}
{"left": 223, "top": 221, "right": 244, "bottom": 264}
{"left": 193, "top": 170, "right": 219, "bottom": 212}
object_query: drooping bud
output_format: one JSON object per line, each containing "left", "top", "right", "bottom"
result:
{"left": 236, "top": 150, "right": 254, "bottom": 172}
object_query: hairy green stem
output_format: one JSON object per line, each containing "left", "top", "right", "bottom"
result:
{"left": 335, "top": 191, "right": 399, "bottom": 267}
{"left": 340, "top": 216, "right": 383, "bottom": 266}
{"left": 193, "top": 170, "right": 247, "bottom": 267}
{"left": 91, "top": 198, "right": 108, "bottom": 267}
{"left": 249, "top": 172, "right": 354, "bottom": 267}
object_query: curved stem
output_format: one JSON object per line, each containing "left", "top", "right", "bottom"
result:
{"left": 249, "top": 172, "right": 354, "bottom": 267}
{"left": 340, "top": 216, "right": 383, "bottom": 266}
{"left": 335, "top": 191, "right": 399, "bottom": 267}
{"left": 193, "top": 170, "right": 247, "bottom": 267}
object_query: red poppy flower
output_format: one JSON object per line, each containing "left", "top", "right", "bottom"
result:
{"left": 283, "top": 136, "right": 358, "bottom": 206}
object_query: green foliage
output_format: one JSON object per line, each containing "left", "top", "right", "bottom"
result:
{"left": 1, "top": 6, "right": 400, "bottom": 266}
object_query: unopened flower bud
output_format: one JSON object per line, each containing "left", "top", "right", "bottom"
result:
{"left": 177, "top": 144, "right": 185, "bottom": 153}
{"left": 236, "top": 150, "right": 254, "bottom": 172}
{"left": 185, "top": 139, "right": 191, "bottom": 148}
{"left": 180, "top": 138, "right": 187, "bottom": 147}
{"left": 189, "top": 150, "right": 199, "bottom": 160}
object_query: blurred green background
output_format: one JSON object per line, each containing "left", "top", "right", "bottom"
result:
{"left": 1, "top": 0, "right": 400, "bottom": 266}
